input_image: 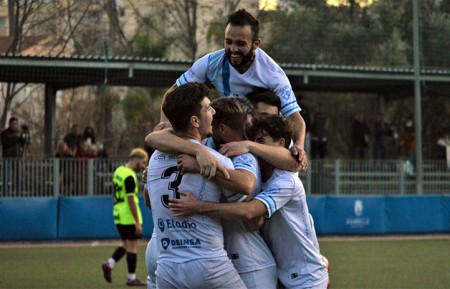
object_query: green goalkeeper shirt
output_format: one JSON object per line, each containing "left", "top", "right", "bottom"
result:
{"left": 112, "top": 165, "right": 143, "bottom": 225}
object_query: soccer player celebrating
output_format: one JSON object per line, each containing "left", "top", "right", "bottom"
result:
{"left": 169, "top": 115, "right": 329, "bottom": 289}
{"left": 147, "top": 83, "right": 246, "bottom": 289}
{"left": 147, "top": 97, "right": 278, "bottom": 288}
{"left": 153, "top": 9, "right": 308, "bottom": 175}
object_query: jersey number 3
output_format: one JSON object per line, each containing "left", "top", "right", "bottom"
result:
{"left": 161, "top": 166, "right": 183, "bottom": 208}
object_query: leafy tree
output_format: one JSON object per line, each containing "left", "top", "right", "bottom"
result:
{"left": 421, "top": 10, "right": 450, "bottom": 68}
{"left": 127, "top": 0, "right": 202, "bottom": 60}
{"left": 118, "top": 88, "right": 159, "bottom": 151}
{"left": 262, "top": 4, "right": 328, "bottom": 64}
{"left": 131, "top": 15, "right": 167, "bottom": 58}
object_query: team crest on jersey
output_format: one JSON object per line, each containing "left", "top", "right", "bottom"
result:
{"left": 161, "top": 238, "right": 170, "bottom": 250}
{"left": 158, "top": 218, "right": 165, "bottom": 232}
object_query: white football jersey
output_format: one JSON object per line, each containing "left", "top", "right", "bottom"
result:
{"left": 255, "top": 168, "right": 328, "bottom": 288}
{"left": 147, "top": 139, "right": 234, "bottom": 263}
{"left": 176, "top": 48, "right": 301, "bottom": 118}
{"left": 223, "top": 152, "right": 276, "bottom": 274}
{"left": 203, "top": 137, "right": 276, "bottom": 274}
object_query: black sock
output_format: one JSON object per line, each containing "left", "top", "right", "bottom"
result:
{"left": 126, "top": 252, "right": 137, "bottom": 274}
{"left": 111, "top": 246, "right": 126, "bottom": 262}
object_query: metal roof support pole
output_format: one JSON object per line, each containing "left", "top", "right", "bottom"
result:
{"left": 412, "top": 0, "right": 423, "bottom": 195}
{"left": 44, "top": 84, "right": 57, "bottom": 158}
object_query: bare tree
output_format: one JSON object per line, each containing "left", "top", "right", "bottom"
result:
{"left": 104, "top": 0, "right": 134, "bottom": 54}
{"left": 127, "top": 0, "right": 203, "bottom": 60}
{"left": 1, "top": 0, "right": 47, "bottom": 129}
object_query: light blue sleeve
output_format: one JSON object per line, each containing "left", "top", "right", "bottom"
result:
{"left": 231, "top": 153, "right": 258, "bottom": 178}
{"left": 273, "top": 78, "right": 301, "bottom": 117}
{"left": 176, "top": 54, "right": 209, "bottom": 86}
{"left": 255, "top": 187, "right": 293, "bottom": 218}
{"left": 259, "top": 49, "right": 301, "bottom": 117}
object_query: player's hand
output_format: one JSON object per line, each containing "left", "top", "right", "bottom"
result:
{"left": 141, "top": 166, "right": 148, "bottom": 184}
{"left": 219, "top": 140, "right": 251, "bottom": 157}
{"left": 245, "top": 216, "right": 266, "bottom": 231}
{"left": 134, "top": 224, "right": 143, "bottom": 237}
{"left": 290, "top": 145, "right": 308, "bottom": 172}
{"left": 195, "top": 147, "right": 230, "bottom": 180}
{"left": 177, "top": 154, "right": 200, "bottom": 174}
{"left": 153, "top": 121, "right": 172, "bottom": 132}
{"left": 169, "top": 191, "right": 201, "bottom": 218}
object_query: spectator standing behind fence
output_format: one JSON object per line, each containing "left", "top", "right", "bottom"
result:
{"left": 1, "top": 117, "right": 30, "bottom": 158}
{"left": 311, "top": 104, "right": 328, "bottom": 159}
{"left": 101, "top": 148, "right": 148, "bottom": 287}
{"left": 83, "top": 126, "right": 101, "bottom": 156}
{"left": 351, "top": 112, "right": 371, "bottom": 159}
{"left": 55, "top": 142, "right": 73, "bottom": 158}
{"left": 437, "top": 132, "right": 450, "bottom": 169}
{"left": 373, "top": 114, "right": 395, "bottom": 159}
{"left": 74, "top": 138, "right": 97, "bottom": 195}
{"left": 401, "top": 118, "right": 415, "bottom": 174}
{"left": 1, "top": 117, "right": 30, "bottom": 195}
{"left": 63, "top": 124, "right": 81, "bottom": 156}
{"left": 54, "top": 142, "right": 74, "bottom": 195}
{"left": 76, "top": 138, "right": 97, "bottom": 159}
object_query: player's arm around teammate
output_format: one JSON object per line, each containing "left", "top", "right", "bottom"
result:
{"left": 287, "top": 111, "right": 308, "bottom": 170}
{"left": 147, "top": 128, "right": 254, "bottom": 197}
{"left": 169, "top": 190, "right": 266, "bottom": 221}
{"left": 145, "top": 128, "right": 229, "bottom": 179}
{"left": 177, "top": 153, "right": 255, "bottom": 196}
{"left": 219, "top": 139, "right": 302, "bottom": 172}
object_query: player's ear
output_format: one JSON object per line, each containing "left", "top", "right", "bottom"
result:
{"left": 218, "top": 123, "right": 227, "bottom": 133}
{"left": 191, "top": 116, "right": 200, "bottom": 128}
{"left": 278, "top": 138, "right": 286, "bottom": 148}
{"left": 253, "top": 38, "right": 261, "bottom": 49}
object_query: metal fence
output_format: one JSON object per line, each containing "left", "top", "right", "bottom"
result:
{"left": 300, "top": 160, "right": 450, "bottom": 195}
{"left": 0, "top": 158, "right": 449, "bottom": 197}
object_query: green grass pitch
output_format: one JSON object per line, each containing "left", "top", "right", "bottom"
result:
{"left": 0, "top": 238, "right": 449, "bottom": 289}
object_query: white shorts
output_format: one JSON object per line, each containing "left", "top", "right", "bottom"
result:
{"left": 145, "top": 238, "right": 158, "bottom": 289}
{"left": 156, "top": 257, "right": 247, "bottom": 289}
{"left": 288, "top": 278, "right": 329, "bottom": 289}
{"left": 240, "top": 265, "right": 277, "bottom": 289}
{"left": 305, "top": 278, "right": 329, "bottom": 289}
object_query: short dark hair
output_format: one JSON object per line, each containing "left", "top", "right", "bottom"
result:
{"left": 9, "top": 117, "right": 18, "bottom": 124}
{"left": 235, "top": 96, "right": 257, "bottom": 119}
{"left": 162, "top": 83, "right": 210, "bottom": 132}
{"left": 226, "top": 9, "right": 259, "bottom": 42}
{"left": 245, "top": 88, "right": 281, "bottom": 112}
{"left": 211, "top": 97, "right": 248, "bottom": 133}
{"left": 246, "top": 114, "right": 293, "bottom": 149}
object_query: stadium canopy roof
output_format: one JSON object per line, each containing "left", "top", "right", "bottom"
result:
{"left": 1, "top": 54, "right": 450, "bottom": 156}
{"left": 1, "top": 54, "right": 450, "bottom": 95}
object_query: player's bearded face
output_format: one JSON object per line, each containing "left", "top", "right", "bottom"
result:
{"left": 224, "top": 24, "right": 257, "bottom": 70}
{"left": 226, "top": 46, "right": 254, "bottom": 69}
